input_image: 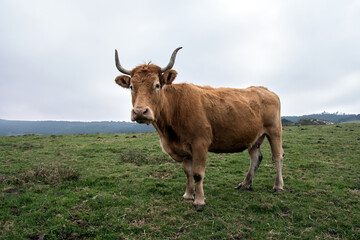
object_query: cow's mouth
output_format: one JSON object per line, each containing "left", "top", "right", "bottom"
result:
{"left": 135, "top": 119, "right": 153, "bottom": 125}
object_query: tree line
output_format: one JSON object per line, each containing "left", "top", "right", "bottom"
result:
{"left": 0, "top": 120, "right": 155, "bottom": 136}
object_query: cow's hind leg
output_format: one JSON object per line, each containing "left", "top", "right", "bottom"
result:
{"left": 268, "top": 135, "right": 284, "bottom": 192}
{"left": 182, "top": 158, "right": 195, "bottom": 200}
{"left": 235, "top": 135, "right": 265, "bottom": 190}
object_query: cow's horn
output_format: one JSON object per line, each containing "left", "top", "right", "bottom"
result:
{"left": 161, "top": 47, "right": 182, "bottom": 73}
{"left": 115, "top": 49, "right": 131, "bottom": 75}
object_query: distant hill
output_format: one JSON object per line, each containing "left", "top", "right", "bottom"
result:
{"left": 298, "top": 118, "right": 334, "bottom": 125}
{"left": 282, "top": 113, "right": 360, "bottom": 124}
{"left": 281, "top": 119, "right": 296, "bottom": 126}
{"left": 282, "top": 117, "right": 334, "bottom": 126}
{"left": 0, "top": 119, "right": 155, "bottom": 136}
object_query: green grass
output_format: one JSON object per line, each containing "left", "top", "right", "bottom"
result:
{"left": 0, "top": 125, "right": 359, "bottom": 239}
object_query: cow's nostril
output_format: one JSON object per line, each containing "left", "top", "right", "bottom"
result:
{"left": 143, "top": 108, "right": 148, "bottom": 114}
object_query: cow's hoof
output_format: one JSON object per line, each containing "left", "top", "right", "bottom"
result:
{"left": 193, "top": 198, "right": 206, "bottom": 209}
{"left": 272, "top": 187, "right": 284, "bottom": 193}
{"left": 234, "top": 183, "right": 251, "bottom": 190}
{"left": 182, "top": 193, "right": 194, "bottom": 201}
{"left": 181, "top": 196, "right": 194, "bottom": 201}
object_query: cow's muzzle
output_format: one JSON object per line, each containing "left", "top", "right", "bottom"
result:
{"left": 131, "top": 107, "right": 154, "bottom": 124}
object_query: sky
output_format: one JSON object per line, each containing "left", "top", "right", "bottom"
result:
{"left": 0, "top": 0, "right": 359, "bottom": 121}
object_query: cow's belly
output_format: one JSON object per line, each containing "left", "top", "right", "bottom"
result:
{"left": 208, "top": 143, "right": 248, "bottom": 153}
{"left": 208, "top": 126, "right": 261, "bottom": 153}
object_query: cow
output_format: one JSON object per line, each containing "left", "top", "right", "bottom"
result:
{"left": 114, "top": 47, "right": 284, "bottom": 208}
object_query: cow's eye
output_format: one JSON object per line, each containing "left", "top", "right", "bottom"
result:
{"left": 155, "top": 83, "right": 160, "bottom": 89}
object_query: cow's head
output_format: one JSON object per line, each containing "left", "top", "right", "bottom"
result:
{"left": 115, "top": 47, "right": 182, "bottom": 124}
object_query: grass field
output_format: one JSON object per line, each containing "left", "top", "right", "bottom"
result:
{"left": 1, "top": 124, "right": 359, "bottom": 239}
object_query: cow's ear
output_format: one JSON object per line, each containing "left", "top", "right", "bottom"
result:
{"left": 115, "top": 75, "right": 131, "bottom": 88}
{"left": 161, "top": 69, "right": 177, "bottom": 85}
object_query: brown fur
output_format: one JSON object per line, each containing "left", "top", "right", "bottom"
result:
{"left": 115, "top": 64, "right": 284, "bottom": 207}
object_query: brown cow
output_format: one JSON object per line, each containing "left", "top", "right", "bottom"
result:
{"left": 114, "top": 47, "right": 284, "bottom": 207}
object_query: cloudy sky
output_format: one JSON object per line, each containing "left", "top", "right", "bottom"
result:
{"left": 0, "top": 0, "right": 359, "bottom": 121}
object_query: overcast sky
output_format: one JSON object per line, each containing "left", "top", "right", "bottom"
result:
{"left": 0, "top": 0, "right": 359, "bottom": 121}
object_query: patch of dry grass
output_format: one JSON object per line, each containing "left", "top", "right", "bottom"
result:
{"left": 11, "top": 165, "right": 79, "bottom": 186}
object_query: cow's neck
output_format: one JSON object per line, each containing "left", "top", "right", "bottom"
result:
{"left": 152, "top": 85, "right": 181, "bottom": 140}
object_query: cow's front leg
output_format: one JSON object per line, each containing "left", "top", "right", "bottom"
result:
{"left": 182, "top": 158, "right": 194, "bottom": 200}
{"left": 191, "top": 140, "right": 208, "bottom": 207}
